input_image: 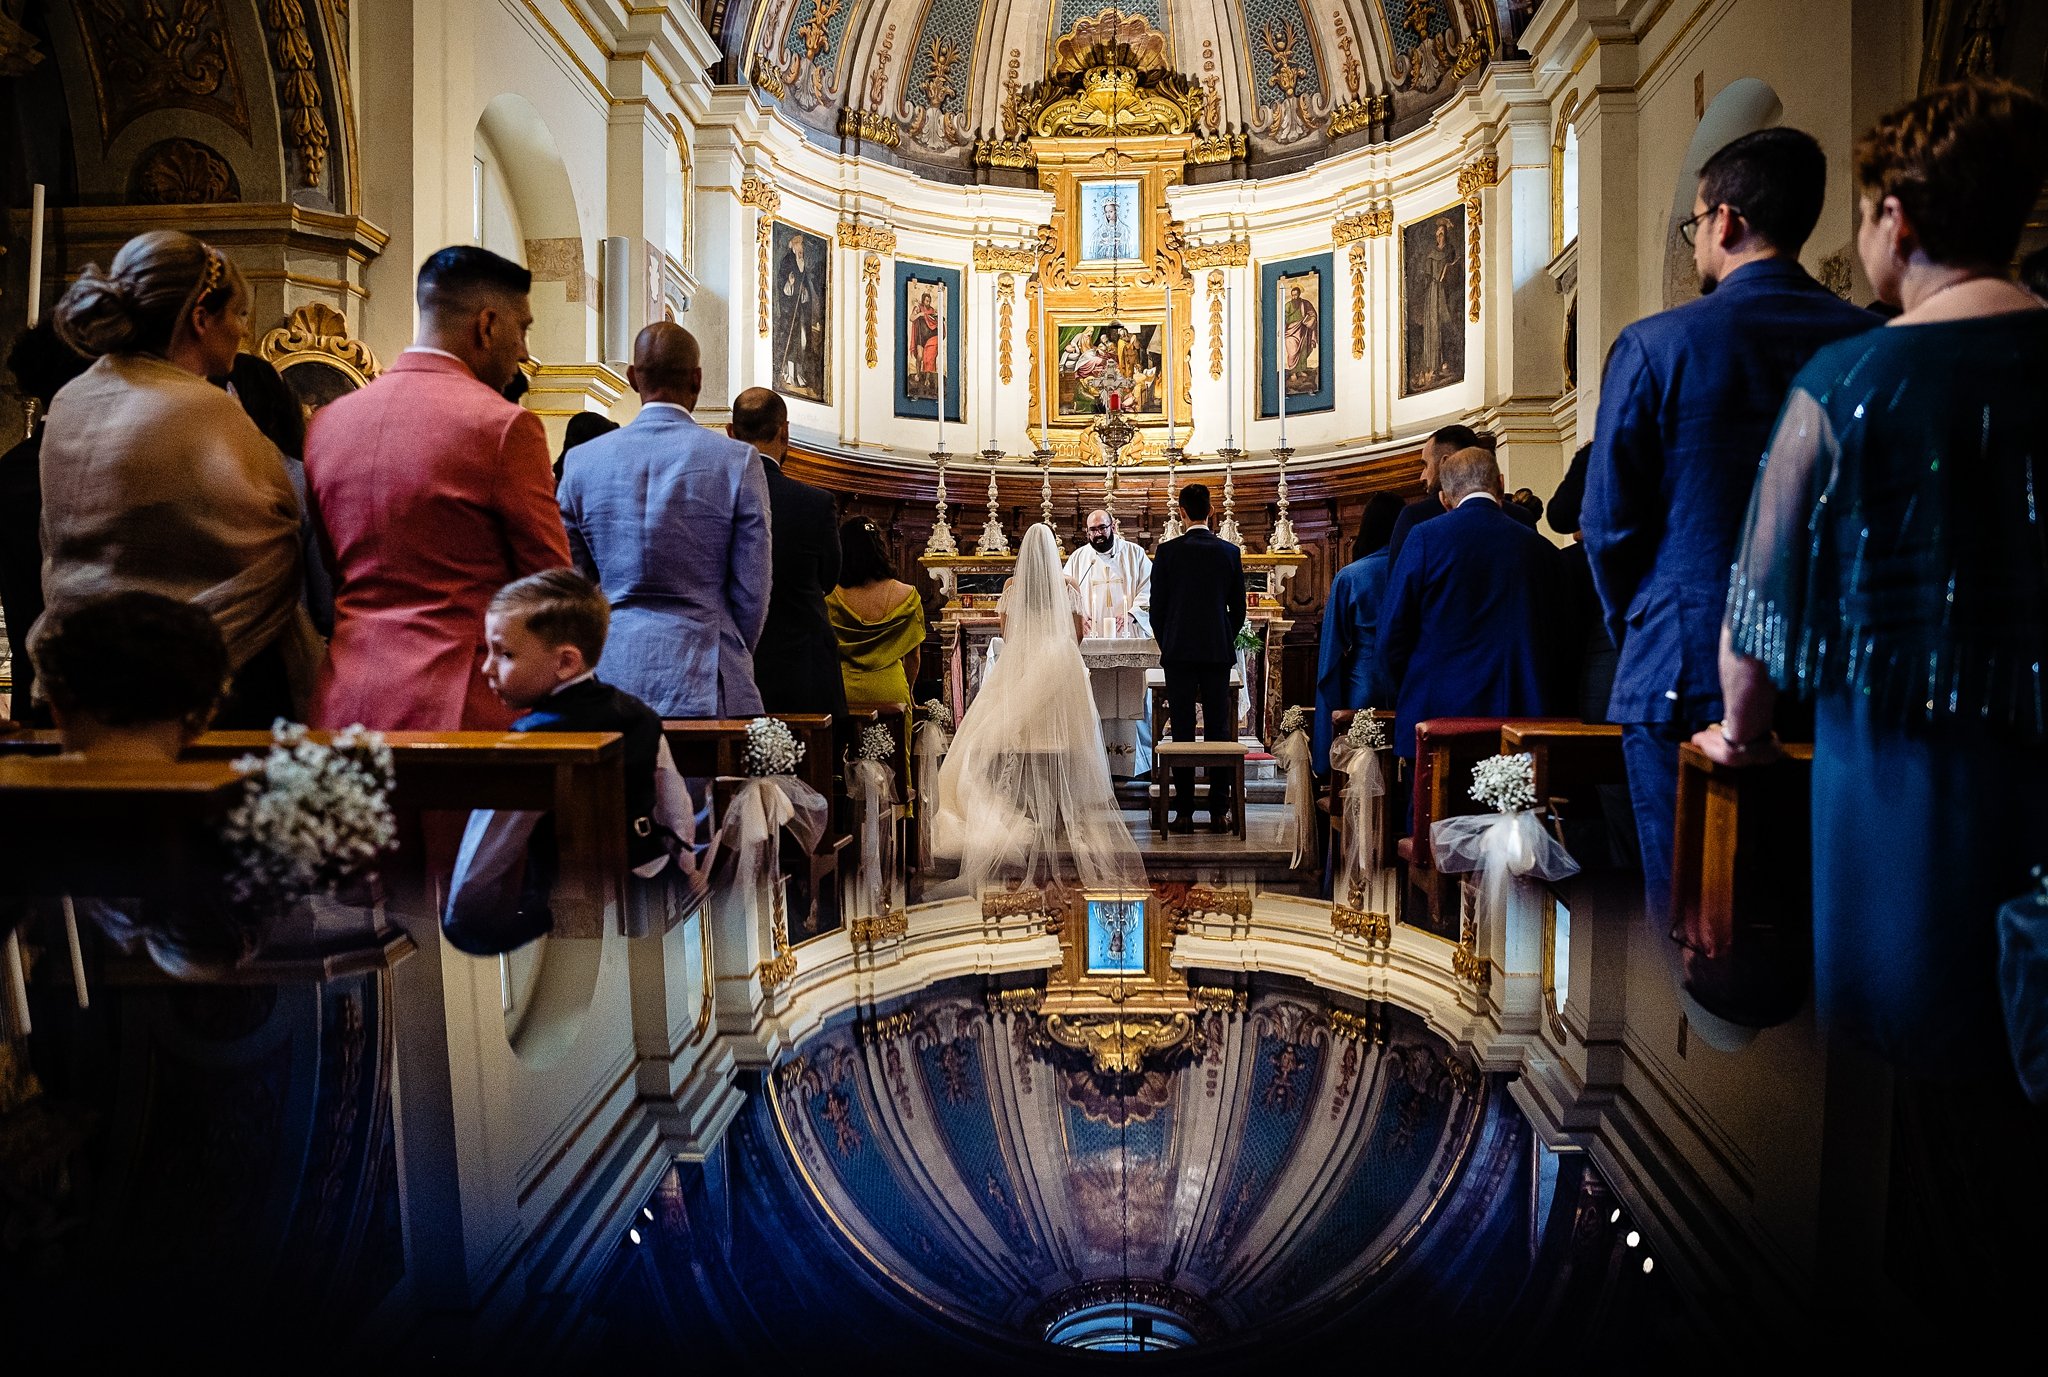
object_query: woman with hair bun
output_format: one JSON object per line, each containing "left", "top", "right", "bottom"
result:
{"left": 39, "top": 229, "right": 318, "bottom": 727}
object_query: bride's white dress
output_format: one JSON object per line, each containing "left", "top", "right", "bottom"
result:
{"left": 932, "top": 524, "right": 1145, "bottom": 896}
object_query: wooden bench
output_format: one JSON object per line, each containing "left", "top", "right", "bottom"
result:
{"left": 174, "top": 730, "right": 629, "bottom": 941}
{"left": 1670, "top": 741, "right": 1815, "bottom": 1027}
{"left": 0, "top": 756, "right": 247, "bottom": 900}
{"left": 1150, "top": 741, "right": 1248, "bottom": 838}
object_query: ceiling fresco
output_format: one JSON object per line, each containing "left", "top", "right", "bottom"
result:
{"left": 726, "top": 0, "right": 1505, "bottom": 179}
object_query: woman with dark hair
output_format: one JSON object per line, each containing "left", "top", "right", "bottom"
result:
{"left": 227, "top": 352, "right": 333, "bottom": 636}
{"left": 1700, "top": 80, "right": 2048, "bottom": 1075}
{"left": 826, "top": 516, "right": 924, "bottom": 707}
{"left": 1312, "top": 491, "right": 1403, "bottom": 772}
{"left": 40, "top": 230, "right": 317, "bottom": 728}
{"left": 553, "top": 410, "right": 619, "bottom": 484}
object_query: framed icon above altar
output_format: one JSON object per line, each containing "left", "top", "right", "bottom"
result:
{"left": 1055, "top": 319, "right": 1165, "bottom": 417}
{"left": 1078, "top": 179, "right": 1143, "bottom": 264}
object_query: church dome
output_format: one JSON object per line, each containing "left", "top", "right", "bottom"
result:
{"left": 719, "top": 0, "right": 1504, "bottom": 180}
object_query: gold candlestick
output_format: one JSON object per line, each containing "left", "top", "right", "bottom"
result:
{"left": 975, "top": 448, "right": 1011, "bottom": 555}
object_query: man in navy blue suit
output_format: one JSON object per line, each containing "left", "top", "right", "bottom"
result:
{"left": 1582, "top": 127, "right": 1875, "bottom": 927}
{"left": 1151, "top": 483, "right": 1246, "bottom": 832}
{"left": 1381, "top": 447, "right": 1562, "bottom": 763}
{"left": 1383, "top": 422, "right": 1484, "bottom": 573}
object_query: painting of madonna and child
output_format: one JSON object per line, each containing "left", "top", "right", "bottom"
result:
{"left": 1056, "top": 321, "right": 1164, "bottom": 417}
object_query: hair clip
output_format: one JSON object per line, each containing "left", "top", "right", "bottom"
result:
{"left": 199, "top": 247, "right": 224, "bottom": 295}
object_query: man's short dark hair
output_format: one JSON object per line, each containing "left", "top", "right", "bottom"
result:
{"left": 731, "top": 388, "right": 789, "bottom": 443}
{"left": 1429, "top": 423, "right": 1482, "bottom": 451}
{"left": 30, "top": 592, "right": 226, "bottom": 728}
{"left": 1698, "top": 127, "right": 1829, "bottom": 254}
{"left": 416, "top": 245, "right": 532, "bottom": 314}
{"left": 1179, "top": 483, "right": 1212, "bottom": 521}
{"left": 491, "top": 568, "right": 610, "bottom": 667}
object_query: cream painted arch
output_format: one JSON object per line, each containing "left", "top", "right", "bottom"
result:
{"left": 475, "top": 92, "right": 592, "bottom": 364}
{"left": 1661, "top": 77, "right": 1786, "bottom": 310}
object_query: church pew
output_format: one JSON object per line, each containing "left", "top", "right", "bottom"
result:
{"left": 0, "top": 756, "right": 248, "bottom": 900}
{"left": 1670, "top": 740, "right": 1815, "bottom": 1027}
{"left": 1397, "top": 717, "right": 1579, "bottom": 938}
{"left": 174, "top": 730, "right": 630, "bottom": 941}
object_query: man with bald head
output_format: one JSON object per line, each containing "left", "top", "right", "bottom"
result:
{"left": 558, "top": 322, "right": 772, "bottom": 716}
{"left": 1380, "top": 446, "right": 1563, "bottom": 765}
{"left": 1063, "top": 508, "right": 1152, "bottom": 639}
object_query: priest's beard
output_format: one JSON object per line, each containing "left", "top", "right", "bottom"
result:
{"left": 1090, "top": 533, "right": 1115, "bottom": 553}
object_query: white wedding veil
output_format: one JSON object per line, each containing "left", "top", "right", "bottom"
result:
{"left": 932, "top": 523, "right": 1146, "bottom": 897}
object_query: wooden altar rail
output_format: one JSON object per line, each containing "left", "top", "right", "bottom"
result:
{"left": 1670, "top": 741, "right": 1815, "bottom": 1026}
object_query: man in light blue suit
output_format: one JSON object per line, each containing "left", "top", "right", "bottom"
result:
{"left": 558, "top": 322, "right": 772, "bottom": 718}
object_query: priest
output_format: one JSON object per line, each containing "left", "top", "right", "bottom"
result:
{"left": 1064, "top": 510, "right": 1152, "bottom": 638}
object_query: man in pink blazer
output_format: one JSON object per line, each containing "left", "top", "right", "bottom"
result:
{"left": 305, "top": 246, "right": 571, "bottom": 731}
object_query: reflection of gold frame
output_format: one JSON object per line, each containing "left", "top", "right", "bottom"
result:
{"left": 1541, "top": 894, "right": 1570, "bottom": 1042}
{"left": 1397, "top": 200, "right": 1467, "bottom": 398}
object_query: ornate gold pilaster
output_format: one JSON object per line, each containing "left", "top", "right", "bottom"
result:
{"left": 1181, "top": 237, "right": 1249, "bottom": 269}
{"left": 263, "top": 0, "right": 331, "bottom": 189}
{"left": 1457, "top": 155, "right": 1498, "bottom": 324}
{"left": 1347, "top": 243, "right": 1367, "bottom": 359}
{"left": 1451, "top": 913, "right": 1491, "bottom": 992}
{"left": 837, "top": 107, "right": 902, "bottom": 147}
{"left": 997, "top": 273, "right": 1015, "bottom": 383}
{"left": 1207, "top": 268, "right": 1225, "bottom": 380}
{"left": 1331, "top": 902, "right": 1390, "bottom": 946}
{"left": 862, "top": 253, "right": 880, "bottom": 366}
{"left": 837, "top": 216, "right": 898, "bottom": 255}
{"left": 741, "top": 175, "right": 782, "bottom": 337}
{"left": 849, "top": 908, "right": 909, "bottom": 945}
{"left": 757, "top": 888, "right": 798, "bottom": 992}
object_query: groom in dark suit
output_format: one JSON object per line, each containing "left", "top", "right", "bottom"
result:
{"left": 1150, "top": 484, "right": 1246, "bottom": 832}
{"left": 731, "top": 387, "right": 847, "bottom": 720}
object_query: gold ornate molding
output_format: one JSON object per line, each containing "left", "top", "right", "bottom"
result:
{"left": 1327, "top": 1005, "right": 1388, "bottom": 1042}
{"left": 742, "top": 176, "right": 782, "bottom": 339}
{"left": 1451, "top": 915, "right": 1491, "bottom": 992}
{"left": 1326, "top": 92, "right": 1388, "bottom": 139}
{"left": 859, "top": 1008, "right": 914, "bottom": 1042}
{"left": 1181, "top": 238, "right": 1250, "bottom": 269}
{"left": 972, "top": 136, "right": 1036, "bottom": 168}
{"left": 862, "top": 252, "right": 880, "bottom": 368}
{"left": 997, "top": 272, "right": 1015, "bottom": 384}
{"left": 1331, "top": 902, "right": 1390, "bottom": 945}
{"left": 263, "top": 0, "right": 331, "bottom": 188}
{"left": 1192, "top": 985, "right": 1247, "bottom": 1012}
{"left": 1331, "top": 205, "right": 1392, "bottom": 244}
{"left": 1170, "top": 885, "right": 1252, "bottom": 933}
{"left": 1457, "top": 155, "right": 1499, "bottom": 323}
{"left": 1027, "top": 60, "right": 1204, "bottom": 139}
{"left": 837, "top": 107, "right": 901, "bottom": 147}
{"left": 757, "top": 889, "right": 798, "bottom": 992}
{"left": 849, "top": 908, "right": 908, "bottom": 944}
{"left": 258, "top": 302, "right": 380, "bottom": 383}
{"left": 989, "top": 985, "right": 1045, "bottom": 1014}
{"left": 1207, "top": 268, "right": 1225, "bottom": 380}
{"left": 740, "top": 174, "right": 782, "bottom": 211}
{"left": 1188, "top": 132, "right": 1247, "bottom": 164}
{"left": 749, "top": 53, "right": 786, "bottom": 99}
{"left": 972, "top": 242, "right": 1039, "bottom": 273}
{"left": 1043, "top": 1011, "right": 1193, "bottom": 1076}
{"left": 982, "top": 887, "right": 1053, "bottom": 921}
{"left": 837, "top": 216, "right": 896, "bottom": 254}
{"left": 1346, "top": 242, "right": 1367, "bottom": 360}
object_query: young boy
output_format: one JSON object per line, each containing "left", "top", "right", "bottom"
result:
{"left": 443, "top": 568, "right": 691, "bottom": 955}
{"left": 29, "top": 591, "right": 227, "bottom": 761}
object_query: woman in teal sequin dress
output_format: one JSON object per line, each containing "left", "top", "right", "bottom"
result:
{"left": 1700, "top": 80, "right": 2048, "bottom": 1073}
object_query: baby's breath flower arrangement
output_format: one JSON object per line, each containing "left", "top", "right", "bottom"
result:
{"left": 743, "top": 716, "right": 805, "bottom": 777}
{"left": 1278, "top": 705, "right": 1310, "bottom": 737}
{"left": 857, "top": 721, "right": 897, "bottom": 762}
{"left": 221, "top": 722, "right": 397, "bottom": 916}
{"left": 1469, "top": 752, "right": 1537, "bottom": 814}
{"left": 1345, "top": 713, "right": 1389, "bottom": 751}
{"left": 919, "top": 698, "right": 954, "bottom": 732}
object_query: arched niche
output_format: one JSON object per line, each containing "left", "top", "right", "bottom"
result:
{"left": 474, "top": 93, "right": 590, "bottom": 364}
{"left": 1662, "top": 78, "right": 1784, "bottom": 309}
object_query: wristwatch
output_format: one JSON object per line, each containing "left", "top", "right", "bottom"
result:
{"left": 1718, "top": 721, "right": 1771, "bottom": 754}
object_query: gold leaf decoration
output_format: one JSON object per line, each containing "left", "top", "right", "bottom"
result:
{"left": 1207, "top": 269, "right": 1225, "bottom": 380}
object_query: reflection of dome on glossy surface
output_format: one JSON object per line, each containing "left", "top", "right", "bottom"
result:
{"left": 591, "top": 976, "right": 1680, "bottom": 1366}
{"left": 718, "top": 0, "right": 1504, "bottom": 179}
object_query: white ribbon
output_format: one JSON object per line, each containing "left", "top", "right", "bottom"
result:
{"left": 1328, "top": 736, "right": 1388, "bottom": 899}
{"left": 849, "top": 757, "right": 900, "bottom": 914}
{"left": 913, "top": 719, "right": 951, "bottom": 869}
{"left": 1274, "top": 727, "right": 1316, "bottom": 868}
{"left": 707, "top": 775, "right": 829, "bottom": 892}
{"left": 1430, "top": 810, "right": 1580, "bottom": 938}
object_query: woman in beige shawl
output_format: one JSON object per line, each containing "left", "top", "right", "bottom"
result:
{"left": 41, "top": 230, "right": 318, "bottom": 727}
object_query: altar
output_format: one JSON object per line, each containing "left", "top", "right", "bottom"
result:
{"left": 921, "top": 547, "right": 1303, "bottom": 776}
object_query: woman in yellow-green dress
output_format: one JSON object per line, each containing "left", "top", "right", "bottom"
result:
{"left": 826, "top": 517, "right": 925, "bottom": 707}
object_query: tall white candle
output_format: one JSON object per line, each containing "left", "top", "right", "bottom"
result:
{"left": 1276, "top": 290, "right": 1287, "bottom": 446}
{"left": 1224, "top": 279, "right": 1234, "bottom": 448}
{"left": 26, "top": 183, "right": 45, "bottom": 329}
{"left": 936, "top": 283, "right": 947, "bottom": 453}
{"left": 1164, "top": 288, "right": 1174, "bottom": 433}
{"left": 1037, "top": 276, "right": 1048, "bottom": 446}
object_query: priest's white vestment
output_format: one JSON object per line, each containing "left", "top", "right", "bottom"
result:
{"left": 1063, "top": 538, "right": 1153, "bottom": 639}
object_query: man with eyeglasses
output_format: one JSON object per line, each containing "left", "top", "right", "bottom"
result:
{"left": 1064, "top": 509, "right": 1152, "bottom": 640}
{"left": 1581, "top": 127, "right": 1874, "bottom": 939}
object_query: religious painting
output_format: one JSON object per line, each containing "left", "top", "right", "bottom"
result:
{"left": 894, "top": 261, "right": 962, "bottom": 422}
{"left": 1078, "top": 179, "right": 1141, "bottom": 264}
{"left": 1401, "top": 205, "right": 1467, "bottom": 396}
{"left": 1257, "top": 252, "right": 1335, "bottom": 418}
{"left": 1085, "top": 895, "right": 1148, "bottom": 975}
{"left": 1056, "top": 320, "right": 1163, "bottom": 417}
{"left": 770, "top": 222, "right": 830, "bottom": 403}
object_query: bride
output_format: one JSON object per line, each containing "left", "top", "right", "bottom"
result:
{"left": 931, "top": 523, "right": 1145, "bottom": 896}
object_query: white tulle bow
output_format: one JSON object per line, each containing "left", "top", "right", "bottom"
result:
{"left": 913, "top": 719, "right": 951, "bottom": 869}
{"left": 1430, "top": 809, "right": 1579, "bottom": 936}
{"left": 708, "top": 775, "right": 829, "bottom": 887}
{"left": 849, "top": 758, "right": 900, "bottom": 913}
{"left": 1274, "top": 727, "right": 1316, "bottom": 868}
{"left": 1328, "top": 736, "right": 1389, "bottom": 898}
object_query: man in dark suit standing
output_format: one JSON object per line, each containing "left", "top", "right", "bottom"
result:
{"left": 1381, "top": 447, "right": 1561, "bottom": 763}
{"left": 1383, "top": 423, "right": 1484, "bottom": 572}
{"left": 1582, "top": 127, "right": 1874, "bottom": 927}
{"left": 1150, "top": 483, "right": 1246, "bottom": 833}
{"left": 731, "top": 386, "right": 846, "bottom": 720}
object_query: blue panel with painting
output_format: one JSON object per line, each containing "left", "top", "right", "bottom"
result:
{"left": 1085, "top": 895, "right": 1147, "bottom": 974}
{"left": 1259, "top": 251, "right": 1334, "bottom": 417}
{"left": 894, "top": 261, "right": 962, "bottom": 422}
